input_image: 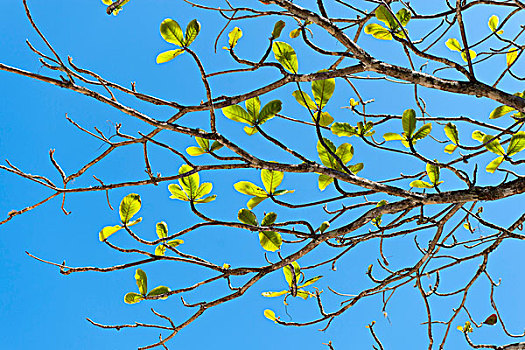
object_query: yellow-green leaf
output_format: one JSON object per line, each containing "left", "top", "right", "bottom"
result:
{"left": 445, "top": 38, "right": 461, "bottom": 52}
{"left": 488, "top": 15, "right": 499, "bottom": 32}
{"left": 119, "top": 193, "right": 141, "bottom": 224}
{"left": 364, "top": 23, "right": 392, "bottom": 40}
{"left": 228, "top": 27, "right": 242, "bottom": 49}
{"left": 156, "top": 222, "right": 168, "bottom": 239}
{"left": 135, "top": 268, "right": 147, "bottom": 295}
{"left": 507, "top": 131, "right": 525, "bottom": 156}
{"left": 259, "top": 231, "right": 282, "bottom": 251}
{"left": 273, "top": 41, "right": 298, "bottom": 73}
{"left": 160, "top": 19, "right": 184, "bottom": 46}
{"left": 156, "top": 49, "right": 184, "bottom": 64}
{"left": 272, "top": 20, "right": 286, "bottom": 39}
{"left": 264, "top": 309, "right": 278, "bottom": 323}
{"left": 507, "top": 48, "right": 518, "bottom": 67}
{"left": 184, "top": 19, "right": 201, "bottom": 46}
{"left": 124, "top": 292, "right": 143, "bottom": 304}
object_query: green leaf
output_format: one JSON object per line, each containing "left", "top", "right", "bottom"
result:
{"left": 245, "top": 97, "right": 260, "bottom": 120}
{"left": 160, "top": 19, "right": 184, "bottom": 46}
{"left": 413, "top": 123, "right": 432, "bottom": 140}
{"left": 258, "top": 100, "right": 282, "bottom": 124}
{"left": 318, "top": 174, "right": 333, "bottom": 191}
{"left": 195, "top": 182, "right": 212, "bottom": 199}
{"left": 194, "top": 195, "right": 216, "bottom": 203}
{"left": 298, "top": 275, "right": 323, "bottom": 288}
{"left": 335, "top": 143, "right": 354, "bottom": 165}
{"left": 168, "top": 184, "right": 189, "bottom": 201}
{"left": 273, "top": 189, "right": 294, "bottom": 196}
{"left": 178, "top": 165, "right": 200, "bottom": 199}
{"left": 244, "top": 126, "right": 257, "bottom": 135}
{"left": 507, "top": 48, "right": 518, "bottom": 67}
{"left": 210, "top": 141, "right": 223, "bottom": 152}
{"left": 292, "top": 90, "right": 317, "bottom": 110}
{"left": 261, "top": 212, "right": 277, "bottom": 226}
{"left": 482, "top": 135, "right": 506, "bottom": 155}
{"left": 472, "top": 130, "right": 486, "bottom": 142}
{"left": 490, "top": 105, "right": 515, "bottom": 119}
{"left": 135, "top": 268, "right": 148, "bottom": 295}
{"left": 375, "top": 5, "right": 397, "bottom": 30}
{"left": 272, "top": 41, "right": 298, "bottom": 73}
{"left": 461, "top": 49, "right": 477, "bottom": 62}
{"left": 319, "top": 221, "right": 330, "bottom": 233}
{"left": 445, "top": 38, "right": 461, "bottom": 52}
{"left": 296, "top": 290, "right": 312, "bottom": 299}
{"left": 364, "top": 23, "right": 392, "bottom": 40}
{"left": 264, "top": 309, "right": 278, "bottom": 323}
{"left": 99, "top": 225, "right": 122, "bottom": 241}
{"left": 120, "top": 193, "right": 141, "bottom": 224}
{"left": 222, "top": 105, "right": 253, "bottom": 125}
{"left": 272, "top": 20, "right": 286, "bottom": 39}
{"left": 396, "top": 8, "right": 411, "bottom": 26}
{"left": 155, "top": 245, "right": 166, "bottom": 256}
{"left": 317, "top": 138, "right": 337, "bottom": 168}
{"left": 486, "top": 156, "right": 504, "bottom": 173}
{"left": 238, "top": 208, "right": 258, "bottom": 226}
{"left": 124, "top": 292, "right": 144, "bottom": 304}
{"left": 312, "top": 73, "right": 335, "bottom": 108}
{"left": 444, "top": 123, "right": 459, "bottom": 144}
{"left": 348, "top": 163, "right": 364, "bottom": 174}
{"left": 483, "top": 314, "right": 498, "bottom": 326}
{"left": 488, "top": 15, "right": 499, "bottom": 32}
{"left": 383, "top": 132, "right": 404, "bottom": 141}
{"left": 283, "top": 262, "right": 300, "bottom": 287}
{"left": 259, "top": 231, "right": 282, "bottom": 251}
{"left": 289, "top": 28, "right": 301, "bottom": 39}
{"left": 156, "top": 49, "right": 184, "bottom": 64}
{"left": 184, "top": 19, "right": 201, "bottom": 46}
{"left": 332, "top": 122, "right": 357, "bottom": 137}
{"left": 444, "top": 144, "right": 458, "bottom": 154}
{"left": 156, "top": 222, "right": 168, "bottom": 239}
{"left": 167, "top": 239, "right": 184, "bottom": 248}
{"left": 228, "top": 27, "right": 242, "bottom": 49}
{"left": 261, "top": 169, "right": 283, "bottom": 194}
{"left": 147, "top": 286, "right": 171, "bottom": 299}
{"left": 507, "top": 131, "right": 525, "bottom": 156}
{"left": 196, "top": 136, "right": 210, "bottom": 150}
{"left": 410, "top": 180, "right": 434, "bottom": 188}
{"left": 186, "top": 146, "right": 206, "bottom": 156}
{"left": 247, "top": 196, "right": 267, "bottom": 210}
{"left": 234, "top": 181, "right": 268, "bottom": 197}
{"left": 402, "top": 109, "right": 417, "bottom": 137}
{"left": 313, "top": 112, "right": 334, "bottom": 127}
{"left": 426, "top": 163, "right": 440, "bottom": 185}
{"left": 262, "top": 290, "right": 289, "bottom": 297}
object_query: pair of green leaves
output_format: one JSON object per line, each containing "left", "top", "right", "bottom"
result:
{"left": 186, "top": 137, "right": 223, "bottom": 156}
{"left": 364, "top": 5, "right": 411, "bottom": 40}
{"left": 273, "top": 41, "right": 298, "bottom": 73}
{"left": 445, "top": 38, "right": 477, "bottom": 63}
{"left": 383, "top": 109, "right": 432, "bottom": 147}
{"left": 371, "top": 200, "right": 388, "bottom": 227}
{"left": 473, "top": 130, "right": 525, "bottom": 173}
{"left": 489, "top": 91, "right": 525, "bottom": 120}
{"left": 444, "top": 122, "right": 460, "bottom": 154}
{"left": 410, "top": 162, "right": 443, "bottom": 189}
{"left": 292, "top": 72, "right": 335, "bottom": 127}
{"left": 168, "top": 165, "right": 216, "bottom": 203}
{"left": 101, "top": 0, "right": 131, "bottom": 15}
{"left": 317, "top": 138, "right": 364, "bottom": 190}
{"left": 488, "top": 15, "right": 504, "bottom": 35}
{"left": 99, "top": 193, "right": 142, "bottom": 241}
{"left": 124, "top": 268, "right": 171, "bottom": 304}
{"left": 154, "top": 222, "right": 184, "bottom": 256}
{"left": 157, "top": 19, "right": 201, "bottom": 64}
{"left": 222, "top": 96, "right": 282, "bottom": 135}
{"left": 234, "top": 169, "right": 294, "bottom": 209}
{"left": 238, "top": 209, "right": 282, "bottom": 251}
{"left": 331, "top": 121, "right": 375, "bottom": 138}
{"left": 262, "top": 262, "right": 322, "bottom": 300}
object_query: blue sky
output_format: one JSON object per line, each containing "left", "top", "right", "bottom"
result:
{"left": 1, "top": 1, "right": 524, "bottom": 349}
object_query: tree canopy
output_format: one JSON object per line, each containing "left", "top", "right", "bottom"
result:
{"left": 1, "top": 0, "right": 525, "bottom": 349}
